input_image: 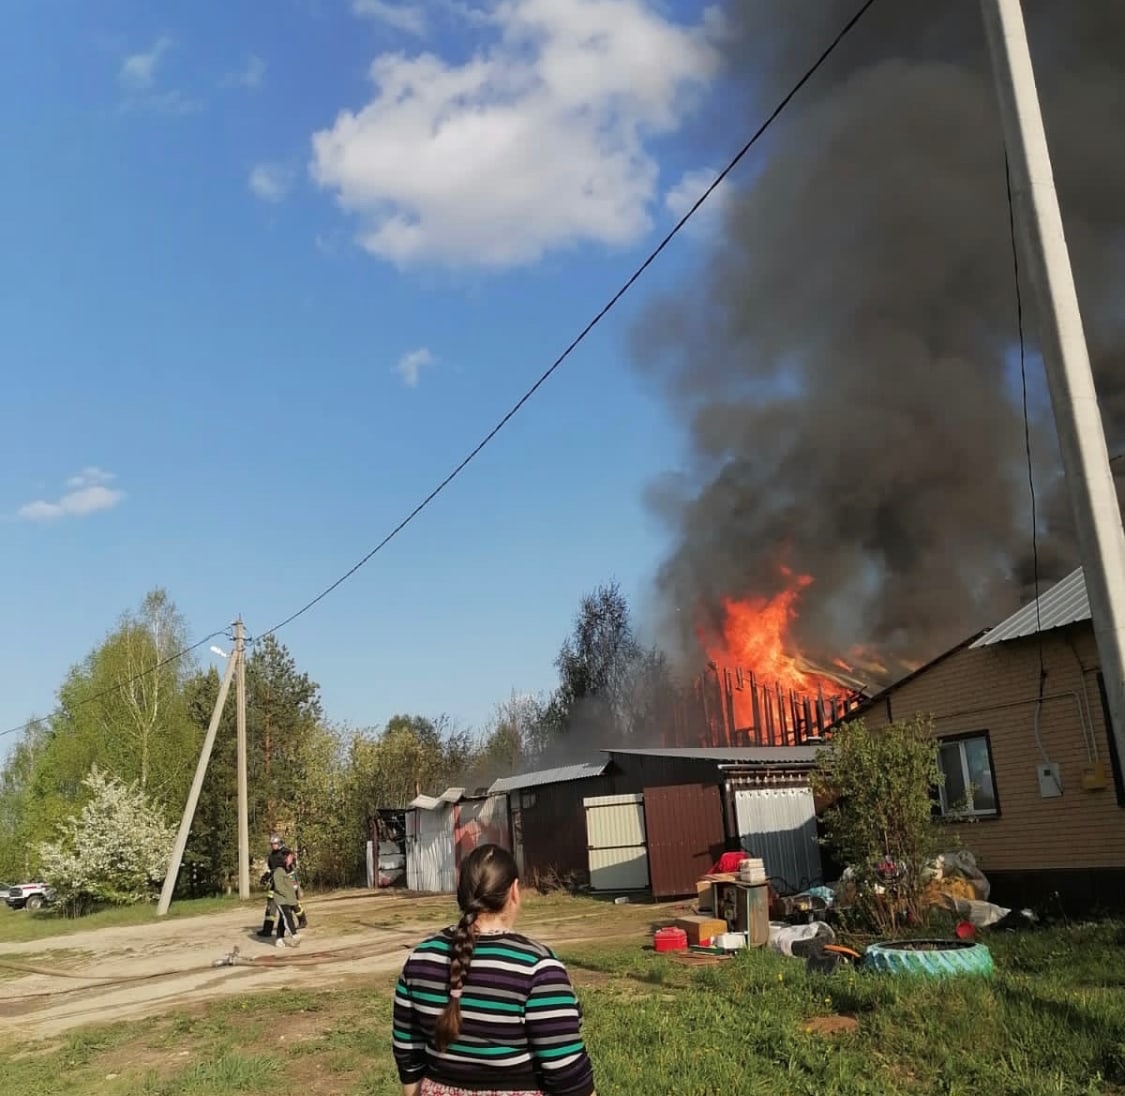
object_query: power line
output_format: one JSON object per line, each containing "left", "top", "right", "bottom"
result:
{"left": 0, "top": 0, "right": 881, "bottom": 743}
{"left": 0, "top": 631, "right": 230, "bottom": 741}
{"left": 254, "top": 0, "right": 882, "bottom": 644}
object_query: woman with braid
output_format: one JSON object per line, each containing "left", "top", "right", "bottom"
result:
{"left": 392, "top": 844, "right": 596, "bottom": 1096}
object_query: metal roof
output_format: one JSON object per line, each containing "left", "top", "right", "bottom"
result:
{"left": 407, "top": 794, "right": 443, "bottom": 811}
{"left": 970, "top": 567, "right": 1090, "bottom": 648}
{"left": 603, "top": 746, "right": 823, "bottom": 766}
{"left": 488, "top": 760, "right": 609, "bottom": 794}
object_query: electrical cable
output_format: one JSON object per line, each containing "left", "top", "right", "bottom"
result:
{"left": 1005, "top": 154, "right": 1045, "bottom": 676}
{"left": 252, "top": 0, "right": 883, "bottom": 645}
{"left": 1, "top": 0, "right": 883, "bottom": 739}
{"left": 0, "top": 631, "right": 230, "bottom": 741}
{"left": 1005, "top": 152, "right": 1057, "bottom": 786}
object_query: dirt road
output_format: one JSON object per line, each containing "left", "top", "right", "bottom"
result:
{"left": 0, "top": 891, "right": 654, "bottom": 1041}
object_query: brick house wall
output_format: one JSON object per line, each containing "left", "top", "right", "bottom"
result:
{"left": 859, "top": 622, "right": 1125, "bottom": 905}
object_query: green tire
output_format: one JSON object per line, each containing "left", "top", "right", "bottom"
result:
{"left": 863, "top": 939, "right": 994, "bottom": 977}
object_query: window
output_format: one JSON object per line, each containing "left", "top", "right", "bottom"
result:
{"left": 936, "top": 733, "right": 998, "bottom": 818}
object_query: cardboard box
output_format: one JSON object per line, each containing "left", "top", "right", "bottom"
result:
{"left": 674, "top": 915, "right": 728, "bottom": 947}
{"left": 695, "top": 881, "right": 713, "bottom": 911}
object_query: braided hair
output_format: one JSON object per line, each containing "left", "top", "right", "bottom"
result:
{"left": 433, "top": 844, "right": 519, "bottom": 1052}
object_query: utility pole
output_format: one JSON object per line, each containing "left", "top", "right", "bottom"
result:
{"left": 157, "top": 645, "right": 237, "bottom": 916}
{"left": 980, "top": 1, "right": 1125, "bottom": 753}
{"left": 235, "top": 618, "right": 251, "bottom": 901}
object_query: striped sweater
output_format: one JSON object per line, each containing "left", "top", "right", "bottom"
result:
{"left": 393, "top": 928, "right": 595, "bottom": 1095}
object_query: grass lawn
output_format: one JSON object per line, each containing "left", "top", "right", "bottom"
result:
{"left": 0, "top": 896, "right": 247, "bottom": 944}
{"left": 2, "top": 917, "right": 1125, "bottom": 1094}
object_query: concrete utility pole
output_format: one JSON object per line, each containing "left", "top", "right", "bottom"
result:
{"left": 235, "top": 619, "right": 251, "bottom": 901}
{"left": 157, "top": 644, "right": 237, "bottom": 916}
{"left": 980, "top": 0, "right": 1125, "bottom": 754}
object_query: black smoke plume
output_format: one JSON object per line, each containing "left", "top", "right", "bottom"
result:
{"left": 636, "top": 0, "right": 1125, "bottom": 682}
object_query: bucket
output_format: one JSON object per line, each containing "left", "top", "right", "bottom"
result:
{"left": 653, "top": 927, "right": 688, "bottom": 953}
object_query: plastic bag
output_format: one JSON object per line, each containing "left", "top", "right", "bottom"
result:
{"left": 935, "top": 850, "right": 990, "bottom": 901}
{"left": 767, "top": 921, "right": 836, "bottom": 957}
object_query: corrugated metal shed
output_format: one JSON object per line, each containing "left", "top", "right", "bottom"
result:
{"left": 489, "top": 760, "right": 609, "bottom": 794}
{"left": 406, "top": 801, "right": 456, "bottom": 892}
{"left": 606, "top": 746, "right": 822, "bottom": 767}
{"left": 971, "top": 567, "right": 1089, "bottom": 648}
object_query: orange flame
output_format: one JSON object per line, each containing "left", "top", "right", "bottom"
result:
{"left": 699, "top": 569, "right": 850, "bottom": 730}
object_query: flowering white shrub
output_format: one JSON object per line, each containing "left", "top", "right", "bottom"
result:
{"left": 38, "top": 766, "right": 175, "bottom": 915}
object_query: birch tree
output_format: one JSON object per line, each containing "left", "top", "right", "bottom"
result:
{"left": 55, "top": 589, "right": 196, "bottom": 800}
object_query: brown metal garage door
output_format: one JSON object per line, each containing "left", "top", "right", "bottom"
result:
{"left": 643, "top": 784, "right": 726, "bottom": 899}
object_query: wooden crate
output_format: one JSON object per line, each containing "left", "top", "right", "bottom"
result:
{"left": 674, "top": 915, "right": 727, "bottom": 947}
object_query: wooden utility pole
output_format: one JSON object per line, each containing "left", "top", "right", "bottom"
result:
{"left": 980, "top": 0, "right": 1125, "bottom": 753}
{"left": 235, "top": 619, "right": 251, "bottom": 901}
{"left": 157, "top": 644, "right": 237, "bottom": 916}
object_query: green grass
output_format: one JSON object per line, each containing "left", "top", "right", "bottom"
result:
{"left": 3, "top": 919, "right": 1125, "bottom": 1093}
{"left": 0, "top": 895, "right": 249, "bottom": 943}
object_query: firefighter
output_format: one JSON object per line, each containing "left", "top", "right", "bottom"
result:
{"left": 272, "top": 848, "right": 302, "bottom": 947}
{"left": 257, "top": 834, "right": 287, "bottom": 938}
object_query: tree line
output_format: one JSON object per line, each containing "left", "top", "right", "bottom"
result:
{"left": 0, "top": 582, "right": 672, "bottom": 899}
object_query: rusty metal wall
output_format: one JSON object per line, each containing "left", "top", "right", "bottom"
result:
{"left": 455, "top": 795, "right": 511, "bottom": 870}
{"left": 643, "top": 784, "right": 727, "bottom": 898}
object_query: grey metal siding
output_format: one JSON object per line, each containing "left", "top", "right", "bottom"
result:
{"left": 971, "top": 567, "right": 1089, "bottom": 647}
{"left": 734, "top": 786, "right": 822, "bottom": 893}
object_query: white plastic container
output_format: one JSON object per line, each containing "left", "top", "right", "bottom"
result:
{"left": 716, "top": 932, "right": 747, "bottom": 950}
{"left": 738, "top": 857, "right": 766, "bottom": 885}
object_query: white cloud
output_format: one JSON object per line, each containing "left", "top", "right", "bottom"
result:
{"left": 119, "top": 36, "right": 172, "bottom": 89}
{"left": 664, "top": 166, "right": 729, "bottom": 236}
{"left": 311, "top": 0, "right": 722, "bottom": 268}
{"left": 18, "top": 469, "right": 125, "bottom": 522}
{"left": 394, "top": 347, "right": 435, "bottom": 387}
{"left": 122, "top": 89, "right": 202, "bottom": 117}
{"left": 118, "top": 37, "right": 201, "bottom": 115}
{"left": 225, "top": 54, "right": 267, "bottom": 90}
{"left": 352, "top": 0, "right": 427, "bottom": 35}
{"left": 248, "top": 163, "right": 293, "bottom": 202}
{"left": 66, "top": 466, "right": 115, "bottom": 489}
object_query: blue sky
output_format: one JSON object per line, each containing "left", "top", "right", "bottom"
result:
{"left": 0, "top": 0, "right": 740, "bottom": 751}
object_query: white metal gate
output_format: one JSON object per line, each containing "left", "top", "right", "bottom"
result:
{"left": 583, "top": 793, "right": 649, "bottom": 891}
{"left": 733, "top": 786, "right": 822, "bottom": 892}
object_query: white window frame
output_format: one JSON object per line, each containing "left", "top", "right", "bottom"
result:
{"left": 937, "top": 734, "right": 998, "bottom": 818}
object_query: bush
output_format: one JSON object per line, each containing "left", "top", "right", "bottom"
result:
{"left": 38, "top": 766, "right": 175, "bottom": 916}
{"left": 811, "top": 717, "right": 944, "bottom": 936}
